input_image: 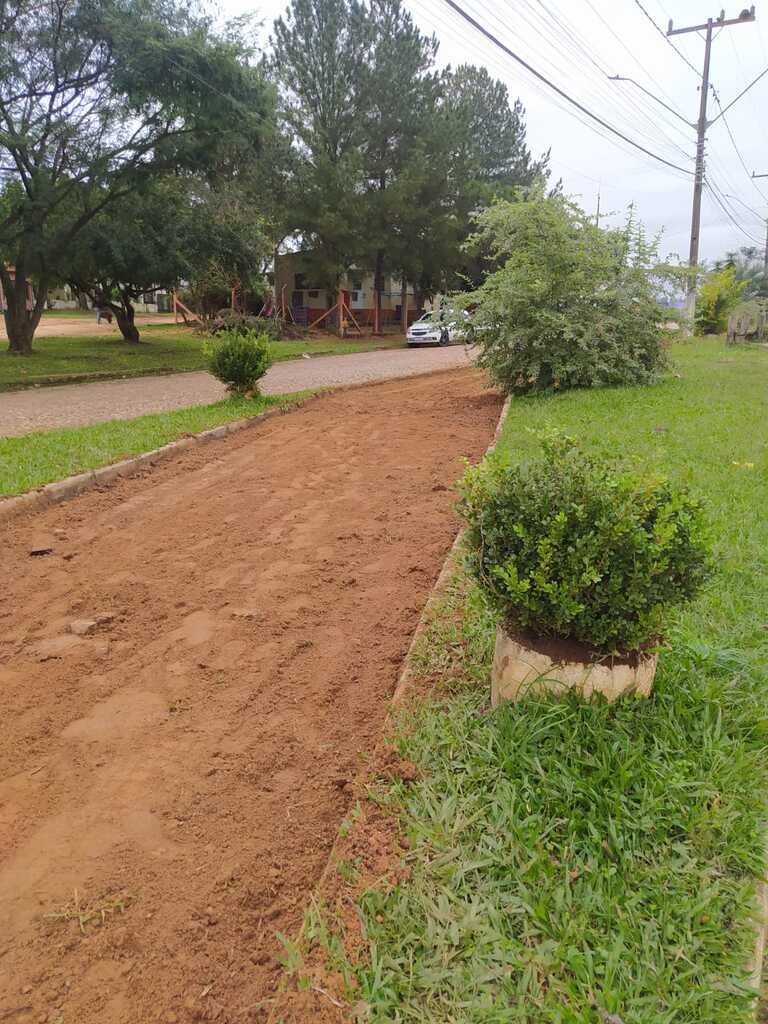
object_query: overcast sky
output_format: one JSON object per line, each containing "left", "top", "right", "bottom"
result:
{"left": 220, "top": 0, "right": 768, "bottom": 262}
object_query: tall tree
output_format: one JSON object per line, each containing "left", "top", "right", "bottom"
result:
{"left": 356, "top": 0, "right": 441, "bottom": 323}
{"left": 271, "top": 0, "right": 372, "bottom": 286}
{"left": 444, "top": 65, "right": 551, "bottom": 288}
{"left": 0, "top": 0, "right": 271, "bottom": 354}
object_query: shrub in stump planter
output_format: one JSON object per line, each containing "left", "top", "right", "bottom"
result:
{"left": 458, "top": 431, "right": 711, "bottom": 704}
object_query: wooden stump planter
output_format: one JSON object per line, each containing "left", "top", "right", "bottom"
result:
{"left": 491, "top": 624, "right": 657, "bottom": 706}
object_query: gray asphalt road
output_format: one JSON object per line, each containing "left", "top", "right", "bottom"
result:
{"left": 0, "top": 344, "right": 475, "bottom": 437}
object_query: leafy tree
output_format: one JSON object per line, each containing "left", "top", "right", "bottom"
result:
{"left": 444, "top": 65, "right": 551, "bottom": 288}
{"left": 269, "top": 0, "right": 549, "bottom": 310}
{"left": 464, "top": 193, "right": 671, "bottom": 395}
{"left": 356, "top": 0, "right": 441, "bottom": 321}
{"left": 714, "top": 247, "right": 768, "bottom": 300}
{"left": 695, "top": 266, "right": 746, "bottom": 335}
{"left": 0, "top": 0, "right": 271, "bottom": 354}
{"left": 271, "top": 0, "right": 372, "bottom": 287}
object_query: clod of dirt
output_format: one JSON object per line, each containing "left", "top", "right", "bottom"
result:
{"left": 431, "top": 483, "right": 448, "bottom": 492}
{"left": 68, "top": 619, "right": 98, "bottom": 636}
{"left": 94, "top": 612, "right": 115, "bottom": 626}
{"left": 29, "top": 545, "right": 54, "bottom": 557}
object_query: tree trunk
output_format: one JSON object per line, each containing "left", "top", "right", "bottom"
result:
{"left": 114, "top": 301, "right": 140, "bottom": 343}
{"left": 373, "top": 250, "right": 385, "bottom": 335}
{"left": 2, "top": 268, "right": 45, "bottom": 355}
{"left": 400, "top": 274, "right": 408, "bottom": 333}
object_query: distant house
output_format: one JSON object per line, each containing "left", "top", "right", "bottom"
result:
{"left": 0, "top": 266, "right": 34, "bottom": 312}
{"left": 274, "top": 252, "right": 422, "bottom": 329}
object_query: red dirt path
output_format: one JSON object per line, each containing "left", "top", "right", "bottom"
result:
{"left": 0, "top": 370, "right": 501, "bottom": 1024}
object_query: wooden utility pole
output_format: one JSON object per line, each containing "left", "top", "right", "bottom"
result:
{"left": 668, "top": 7, "right": 756, "bottom": 324}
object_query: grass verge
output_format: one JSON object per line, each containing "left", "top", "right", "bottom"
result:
{"left": 0, "top": 391, "right": 313, "bottom": 496}
{"left": 284, "top": 339, "right": 768, "bottom": 1023}
{"left": 0, "top": 329, "right": 405, "bottom": 390}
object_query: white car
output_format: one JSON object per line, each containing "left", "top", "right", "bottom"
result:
{"left": 407, "top": 310, "right": 470, "bottom": 346}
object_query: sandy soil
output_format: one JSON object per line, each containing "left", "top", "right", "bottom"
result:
{"left": 0, "top": 370, "right": 501, "bottom": 1024}
{"left": 0, "top": 314, "right": 174, "bottom": 341}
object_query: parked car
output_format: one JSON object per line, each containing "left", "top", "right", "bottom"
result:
{"left": 407, "top": 309, "right": 470, "bottom": 347}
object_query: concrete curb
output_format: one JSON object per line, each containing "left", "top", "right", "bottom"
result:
{"left": 265, "top": 392, "right": 512, "bottom": 1024}
{"left": 0, "top": 363, "right": 477, "bottom": 526}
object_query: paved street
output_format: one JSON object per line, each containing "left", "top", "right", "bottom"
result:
{"left": 0, "top": 344, "right": 474, "bottom": 436}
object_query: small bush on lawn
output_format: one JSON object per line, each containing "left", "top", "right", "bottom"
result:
{"left": 204, "top": 330, "right": 272, "bottom": 395}
{"left": 457, "top": 430, "right": 711, "bottom": 653}
{"left": 462, "top": 192, "right": 679, "bottom": 395}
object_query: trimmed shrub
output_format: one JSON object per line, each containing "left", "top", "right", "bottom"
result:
{"left": 204, "top": 330, "right": 272, "bottom": 395}
{"left": 457, "top": 432, "right": 711, "bottom": 654}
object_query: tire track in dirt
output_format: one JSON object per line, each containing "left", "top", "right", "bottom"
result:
{"left": 0, "top": 369, "right": 501, "bottom": 1024}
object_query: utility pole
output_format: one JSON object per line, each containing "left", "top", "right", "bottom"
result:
{"left": 667, "top": 7, "right": 756, "bottom": 325}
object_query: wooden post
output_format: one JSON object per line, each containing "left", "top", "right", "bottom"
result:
{"left": 338, "top": 289, "right": 345, "bottom": 338}
{"left": 173, "top": 290, "right": 178, "bottom": 324}
{"left": 373, "top": 290, "right": 381, "bottom": 335}
{"left": 231, "top": 287, "right": 236, "bottom": 312}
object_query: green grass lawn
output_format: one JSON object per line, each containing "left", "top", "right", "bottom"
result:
{"left": 291, "top": 339, "right": 768, "bottom": 1023}
{"left": 0, "top": 328, "right": 405, "bottom": 390}
{"left": 0, "top": 391, "right": 313, "bottom": 496}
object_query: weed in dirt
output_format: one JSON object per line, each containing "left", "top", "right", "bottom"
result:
{"left": 284, "top": 339, "right": 768, "bottom": 1024}
{"left": 43, "top": 889, "right": 134, "bottom": 933}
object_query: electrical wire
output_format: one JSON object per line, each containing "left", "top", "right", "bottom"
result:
{"left": 529, "top": 0, "right": 695, "bottom": 151}
{"left": 632, "top": 0, "right": 702, "bottom": 79}
{"left": 410, "top": 0, "right": 693, "bottom": 182}
{"left": 710, "top": 86, "right": 768, "bottom": 203}
{"left": 435, "top": 0, "right": 694, "bottom": 176}
{"left": 704, "top": 177, "right": 765, "bottom": 244}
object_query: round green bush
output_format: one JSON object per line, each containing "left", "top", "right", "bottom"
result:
{"left": 204, "top": 329, "right": 272, "bottom": 395}
{"left": 457, "top": 432, "right": 711, "bottom": 654}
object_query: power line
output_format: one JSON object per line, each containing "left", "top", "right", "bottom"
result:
{"left": 632, "top": 0, "right": 702, "bottom": 79}
{"left": 436, "top": 0, "right": 694, "bottom": 176}
{"left": 529, "top": 0, "right": 695, "bottom": 151}
{"left": 704, "top": 178, "right": 765, "bottom": 244}
{"left": 710, "top": 86, "right": 768, "bottom": 203}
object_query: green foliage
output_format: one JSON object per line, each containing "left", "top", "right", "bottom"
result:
{"left": 206, "top": 312, "right": 281, "bottom": 340}
{"left": 0, "top": 0, "right": 272, "bottom": 352}
{"left": 204, "top": 330, "right": 272, "bottom": 395}
{"left": 269, "top": 0, "right": 548, "bottom": 295}
{"left": 714, "top": 246, "right": 768, "bottom": 300}
{"left": 457, "top": 430, "right": 711, "bottom": 652}
{"left": 695, "top": 266, "right": 747, "bottom": 335}
{"left": 464, "top": 193, "right": 673, "bottom": 395}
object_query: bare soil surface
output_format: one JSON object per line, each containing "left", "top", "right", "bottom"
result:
{"left": 0, "top": 370, "right": 501, "bottom": 1024}
{"left": 0, "top": 314, "right": 174, "bottom": 341}
{"left": 0, "top": 346, "right": 473, "bottom": 437}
